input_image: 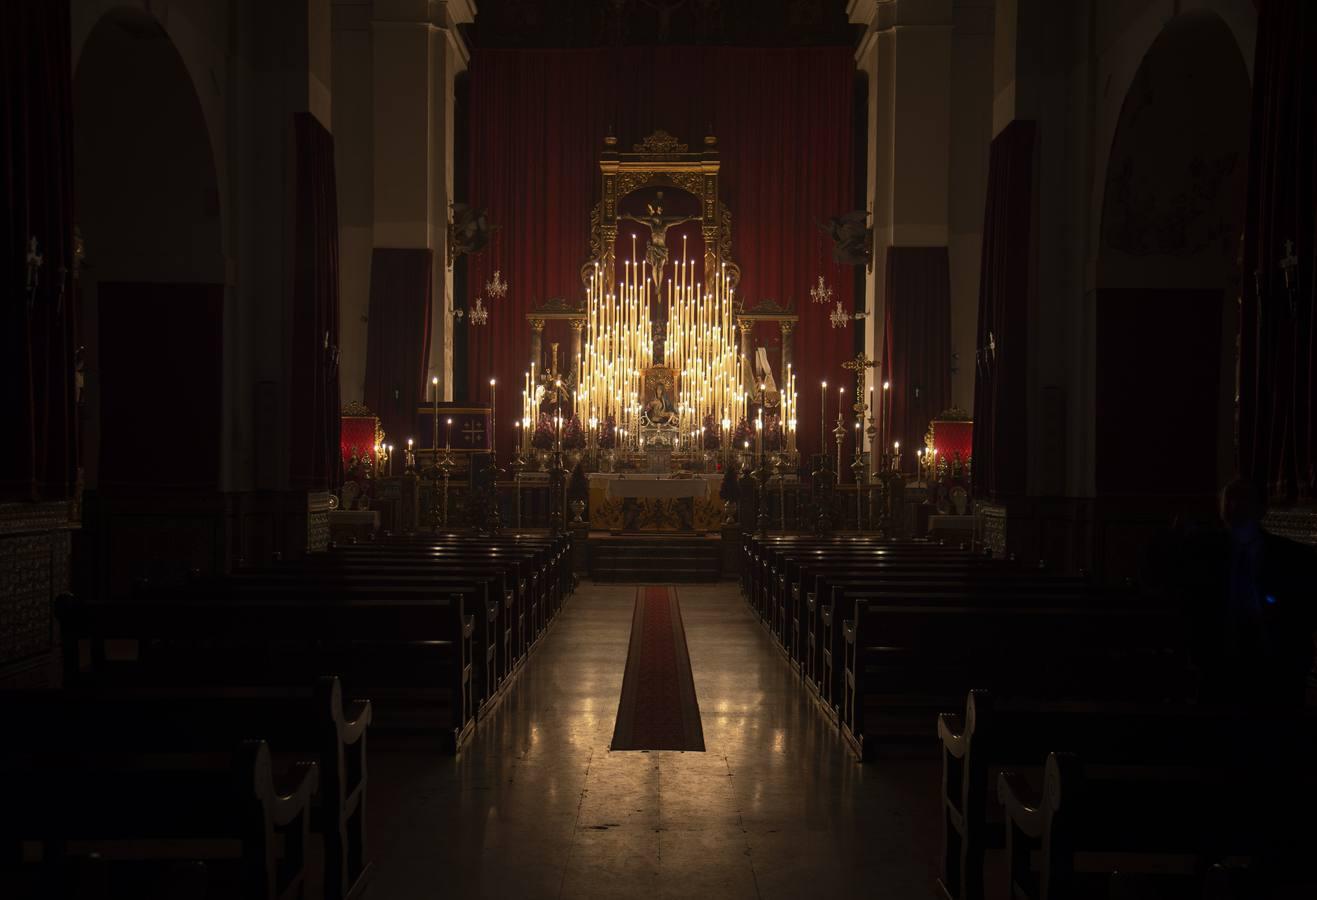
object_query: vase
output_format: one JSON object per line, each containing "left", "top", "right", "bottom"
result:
{"left": 570, "top": 499, "right": 586, "bottom": 525}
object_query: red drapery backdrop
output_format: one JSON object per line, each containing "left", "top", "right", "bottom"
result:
{"left": 971, "top": 120, "right": 1036, "bottom": 501}
{"left": 1239, "top": 0, "right": 1316, "bottom": 502}
{"left": 465, "top": 47, "right": 856, "bottom": 465}
{"left": 289, "top": 113, "right": 341, "bottom": 491}
{"left": 1, "top": 0, "right": 77, "bottom": 501}
{"left": 364, "top": 248, "right": 433, "bottom": 449}
{"left": 882, "top": 246, "right": 952, "bottom": 461}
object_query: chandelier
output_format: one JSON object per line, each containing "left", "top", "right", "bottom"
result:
{"left": 829, "top": 301, "right": 850, "bottom": 329}
{"left": 809, "top": 274, "right": 833, "bottom": 305}
{"left": 470, "top": 296, "right": 489, "bottom": 326}
{"left": 485, "top": 269, "right": 509, "bottom": 300}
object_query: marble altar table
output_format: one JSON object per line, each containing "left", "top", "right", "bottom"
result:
{"left": 588, "top": 474, "right": 724, "bottom": 532}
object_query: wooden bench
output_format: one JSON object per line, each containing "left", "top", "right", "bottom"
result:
{"left": 2, "top": 736, "right": 316, "bottom": 900}
{"left": 58, "top": 583, "right": 476, "bottom": 749}
{"left": 937, "top": 689, "right": 1292, "bottom": 900}
{"left": 2, "top": 677, "right": 370, "bottom": 900}
{"left": 999, "top": 745, "right": 1316, "bottom": 900}
{"left": 841, "top": 603, "right": 1189, "bottom": 758}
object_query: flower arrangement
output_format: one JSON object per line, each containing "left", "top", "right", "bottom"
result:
{"left": 562, "top": 414, "right": 585, "bottom": 450}
{"left": 597, "top": 414, "right": 617, "bottom": 450}
{"left": 531, "top": 413, "right": 555, "bottom": 450}
{"left": 731, "top": 417, "right": 753, "bottom": 450}
{"left": 702, "top": 414, "right": 721, "bottom": 451}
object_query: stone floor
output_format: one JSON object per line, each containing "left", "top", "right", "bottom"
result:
{"left": 364, "top": 581, "right": 943, "bottom": 899}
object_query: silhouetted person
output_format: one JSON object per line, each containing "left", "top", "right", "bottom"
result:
{"left": 1162, "top": 479, "right": 1317, "bottom": 710}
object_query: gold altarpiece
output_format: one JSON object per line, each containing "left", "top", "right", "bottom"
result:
{"left": 582, "top": 130, "right": 742, "bottom": 301}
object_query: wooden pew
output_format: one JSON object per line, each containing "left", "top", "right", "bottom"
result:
{"left": 812, "top": 571, "right": 1091, "bottom": 709}
{"left": 332, "top": 539, "right": 566, "bottom": 647}
{"left": 58, "top": 583, "right": 476, "bottom": 749}
{"left": 2, "top": 677, "right": 370, "bottom": 900}
{"left": 231, "top": 565, "right": 508, "bottom": 713}
{"left": 937, "top": 690, "right": 1291, "bottom": 900}
{"left": 998, "top": 746, "right": 1316, "bottom": 900}
{"left": 2, "top": 736, "right": 316, "bottom": 900}
{"left": 841, "top": 603, "right": 1189, "bottom": 758}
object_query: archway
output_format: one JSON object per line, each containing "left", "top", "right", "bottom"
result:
{"left": 1095, "top": 11, "right": 1249, "bottom": 503}
{"left": 73, "top": 7, "right": 225, "bottom": 495}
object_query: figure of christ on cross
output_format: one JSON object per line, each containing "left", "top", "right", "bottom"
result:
{"left": 619, "top": 191, "right": 701, "bottom": 288}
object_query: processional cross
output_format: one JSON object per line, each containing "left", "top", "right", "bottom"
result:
{"left": 841, "top": 352, "right": 879, "bottom": 415}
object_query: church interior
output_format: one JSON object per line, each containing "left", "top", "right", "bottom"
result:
{"left": 5, "top": 0, "right": 1317, "bottom": 897}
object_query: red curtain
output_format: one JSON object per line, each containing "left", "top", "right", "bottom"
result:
{"left": 1239, "top": 0, "right": 1316, "bottom": 502}
{"left": 882, "top": 246, "right": 951, "bottom": 458}
{"left": 288, "top": 113, "right": 341, "bottom": 492}
{"left": 465, "top": 47, "right": 856, "bottom": 464}
{"left": 1, "top": 0, "right": 77, "bottom": 501}
{"left": 364, "top": 248, "right": 432, "bottom": 449}
{"left": 971, "top": 120, "right": 1037, "bottom": 501}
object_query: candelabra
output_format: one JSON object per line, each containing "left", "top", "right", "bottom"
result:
{"left": 809, "top": 275, "right": 833, "bottom": 305}
{"left": 485, "top": 269, "right": 509, "bottom": 300}
{"left": 754, "top": 447, "right": 771, "bottom": 537}
{"left": 833, "top": 415, "right": 847, "bottom": 490}
{"left": 851, "top": 453, "right": 866, "bottom": 531}
{"left": 811, "top": 453, "right": 833, "bottom": 535}
{"left": 508, "top": 447, "right": 525, "bottom": 530}
{"left": 775, "top": 454, "right": 787, "bottom": 532}
{"left": 426, "top": 445, "right": 456, "bottom": 530}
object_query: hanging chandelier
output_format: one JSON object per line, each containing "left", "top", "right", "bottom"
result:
{"left": 829, "top": 301, "right": 850, "bottom": 329}
{"left": 809, "top": 274, "right": 833, "bottom": 305}
{"left": 485, "top": 269, "right": 509, "bottom": 300}
{"left": 470, "top": 296, "right": 489, "bottom": 326}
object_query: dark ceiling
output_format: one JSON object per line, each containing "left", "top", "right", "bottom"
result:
{"left": 465, "top": 0, "right": 861, "bottom": 49}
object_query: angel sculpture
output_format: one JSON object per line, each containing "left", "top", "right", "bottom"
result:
{"left": 448, "top": 204, "right": 497, "bottom": 261}
{"left": 820, "top": 210, "right": 873, "bottom": 268}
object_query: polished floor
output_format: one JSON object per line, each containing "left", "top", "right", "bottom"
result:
{"left": 364, "top": 581, "right": 942, "bottom": 899}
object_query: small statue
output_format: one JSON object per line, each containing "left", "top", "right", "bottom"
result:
{"left": 643, "top": 381, "right": 679, "bottom": 426}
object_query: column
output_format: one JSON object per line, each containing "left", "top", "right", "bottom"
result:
{"left": 569, "top": 319, "right": 584, "bottom": 381}
{"left": 529, "top": 319, "right": 545, "bottom": 375}
{"left": 371, "top": 0, "right": 473, "bottom": 400}
{"left": 779, "top": 321, "right": 795, "bottom": 381}
{"left": 738, "top": 319, "right": 754, "bottom": 392}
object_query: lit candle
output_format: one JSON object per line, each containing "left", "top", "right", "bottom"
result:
{"left": 882, "top": 380, "right": 891, "bottom": 453}
{"left": 489, "top": 378, "right": 497, "bottom": 460}
{"left": 431, "top": 376, "right": 440, "bottom": 450}
{"left": 445, "top": 417, "right": 452, "bottom": 451}
{"left": 820, "top": 380, "right": 827, "bottom": 458}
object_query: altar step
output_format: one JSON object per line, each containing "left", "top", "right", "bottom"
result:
{"left": 589, "top": 537, "right": 723, "bottom": 583}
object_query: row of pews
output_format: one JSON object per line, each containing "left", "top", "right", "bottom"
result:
{"left": 4, "top": 532, "right": 573, "bottom": 900}
{"left": 741, "top": 534, "right": 1316, "bottom": 900}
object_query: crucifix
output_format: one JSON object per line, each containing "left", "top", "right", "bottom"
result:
{"left": 841, "top": 352, "right": 879, "bottom": 416}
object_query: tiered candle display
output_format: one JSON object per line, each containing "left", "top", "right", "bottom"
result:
{"left": 571, "top": 242, "right": 748, "bottom": 451}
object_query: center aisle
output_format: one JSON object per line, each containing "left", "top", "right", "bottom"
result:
{"left": 365, "top": 581, "right": 941, "bottom": 899}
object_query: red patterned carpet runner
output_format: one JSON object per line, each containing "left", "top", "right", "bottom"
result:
{"left": 611, "top": 586, "right": 705, "bottom": 751}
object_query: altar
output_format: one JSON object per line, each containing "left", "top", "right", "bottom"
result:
{"left": 588, "top": 473, "right": 723, "bottom": 533}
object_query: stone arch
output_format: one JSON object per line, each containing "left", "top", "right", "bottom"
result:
{"left": 1093, "top": 9, "right": 1251, "bottom": 501}
{"left": 74, "top": 6, "right": 226, "bottom": 493}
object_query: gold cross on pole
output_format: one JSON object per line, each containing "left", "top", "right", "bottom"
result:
{"left": 840, "top": 353, "right": 879, "bottom": 414}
